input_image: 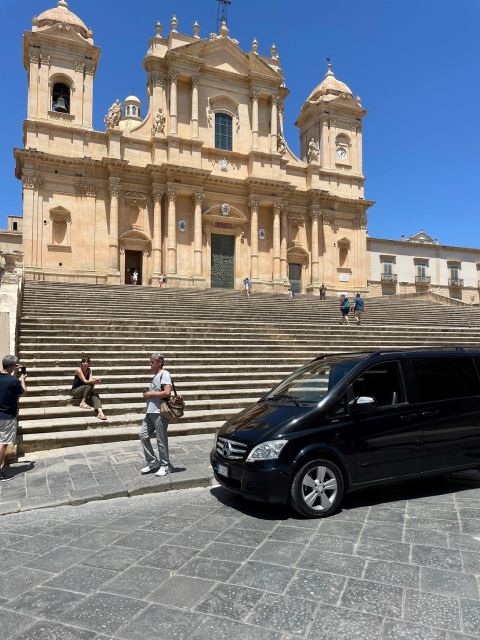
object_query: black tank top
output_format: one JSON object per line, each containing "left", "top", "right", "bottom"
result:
{"left": 71, "top": 369, "right": 90, "bottom": 393}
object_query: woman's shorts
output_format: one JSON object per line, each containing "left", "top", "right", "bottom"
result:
{"left": 341, "top": 309, "right": 349, "bottom": 317}
{"left": 0, "top": 418, "right": 17, "bottom": 444}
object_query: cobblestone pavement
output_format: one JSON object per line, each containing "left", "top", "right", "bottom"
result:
{"left": 0, "top": 435, "right": 214, "bottom": 515}
{"left": 1, "top": 470, "right": 480, "bottom": 639}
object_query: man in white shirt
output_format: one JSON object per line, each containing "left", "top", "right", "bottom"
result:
{"left": 139, "top": 353, "right": 172, "bottom": 477}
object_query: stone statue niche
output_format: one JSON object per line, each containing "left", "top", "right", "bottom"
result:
{"left": 124, "top": 192, "right": 147, "bottom": 231}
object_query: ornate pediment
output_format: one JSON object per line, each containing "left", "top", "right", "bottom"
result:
{"left": 203, "top": 203, "right": 247, "bottom": 226}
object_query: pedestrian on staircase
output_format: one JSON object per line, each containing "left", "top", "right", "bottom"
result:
{"left": 339, "top": 295, "right": 350, "bottom": 324}
{"left": 319, "top": 284, "right": 326, "bottom": 300}
{"left": 352, "top": 293, "right": 365, "bottom": 325}
{"left": 140, "top": 353, "right": 172, "bottom": 477}
{"left": 0, "top": 355, "right": 27, "bottom": 481}
{"left": 71, "top": 356, "right": 107, "bottom": 420}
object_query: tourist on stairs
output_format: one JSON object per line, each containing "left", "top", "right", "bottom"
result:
{"left": 0, "top": 355, "right": 27, "bottom": 481}
{"left": 71, "top": 355, "right": 107, "bottom": 420}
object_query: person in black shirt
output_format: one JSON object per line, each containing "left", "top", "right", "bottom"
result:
{"left": 0, "top": 355, "right": 27, "bottom": 481}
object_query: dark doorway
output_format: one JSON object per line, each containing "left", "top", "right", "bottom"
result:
{"left": 289, "top": 263, "right": 302, "bottom": 294}
{"left": 125, "top": 250, "right": 143, "bottom": 285}
{"left": 211, "top": 234, "right": 234, "bottom": 289}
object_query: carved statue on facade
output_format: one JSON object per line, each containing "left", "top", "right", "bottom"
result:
{"left": 277, "top": 135, "right": 287, "bottom": 157}
{"left": 307, "top": 138, "right": 320, "bottom": 164}
{"left": 104, "top": 100, "right": 121, "bottom": 129}
{"left": 151, "top": 108, "right": 166, "bottom": 135}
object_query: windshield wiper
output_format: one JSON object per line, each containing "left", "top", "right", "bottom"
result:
{"left": 268, "top": 393, "right": 300, "bottom": 406}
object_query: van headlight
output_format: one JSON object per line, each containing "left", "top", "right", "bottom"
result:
{"left": 212, "top": 431, "right": 218, "bottom": 450}
{"left": 246, "top": 440, "right": 287, "bottom": 462}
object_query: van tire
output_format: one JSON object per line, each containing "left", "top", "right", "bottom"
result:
{"left": 290, "top": 458, "right": 344, "bottom": 518}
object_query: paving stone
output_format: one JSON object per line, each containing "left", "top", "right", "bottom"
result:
{"left": 250, "top": 540, "right": 304, "bottom": 566}
{"left": 297, "top": 549, "right": 365, "bottom": 578}
{"left": 408, "top": 508, "right": 459, "bottom": 522}
{"left": 44, "top": 565, "right": 118, "bottom": 594}
{"left": 139, "top": 544, "right": 199, "bottom": 570}
{"left": 146, "top": 515, "right": 192, "bottom": 533}
{"left": 461, "top": 551, "right": 480, "bottom": 575}
{"left": 61, "top": 592, "right": 147, "bottom": 635}
{"left": 448, "top": 533, "right": 480, "bottom": 552}
{"left": 407, "top": 517, "right": 461, "bottom": 534}
{"left": 285, "top": 569, "right": 345, "bottom": 603}
{"left": 25, "top": 546, "right": 93, "bottom": 573}
{"left": 0, "top": 550, "right": 36, "bottom": 572}
{"left": 308, "top": 533, "right": 355, "bottom": 555}
{"left": 116, "top": 603, "right": 203, "bottom": 640}
{"left": 420, "top": 567, "right": 479, "bottom": 599}
{"left": 170, "top": 528, "right": 217, "bottom": 550}
{"left": 70, "top": 530, "right": 125, "bottom": 551}
{"left": 112, "top": 530, "right": 167, "bottom": 551}
{"left": 178, "top": 557, "right": 240, "bottom": 581}
{"left": 229, "top": 561, "right": 295, "bottom": 593}
{"left": 364, "top": 559, "right": 420, "bottom": 589}
{"left": 198, "top": 541, "right": 254, "bottom": 563}
{"left": 317, "top": 519, "right": 364, "bottom": 541}
{"left": 0, "top": 607, "right": 35, "bottom": 640}
{"left": 0, "top": 568, "right": 52, "bottom": 599}
{"left": 13, "top": 620, "right": 97, "bottom": 640}
{"left": 148, "top": 575, "right": 213, "bottom": 609}
{"left": 404, "top": 590, "right": 460, "bottom": 631}
{"left": 16, "top": 534, "right": 69, "bottom": 555}
{"left": 382, "top": 620, "right": 447, "bottom": 640}
{"left": 102, "top": 566, "right": 169, "bottom": 599}
{"left": 82, "top": 546, "right": 144, "bottom": 572}
{"left": 340, "top": 577, "right": 403, "bottom": 617}
{"left": 248, "top": 593, "right": 317, "bottom": 635}
{"left": 361, "top": 521, "right": 405, "bottom": 542}
{"left": 192, "top": 616, "right": 283, "bottom": 640}
{"left": 195, "top": 582, "right": 261, "bottom": 620}
{"left": 5, "top": 586, "right": 84, "bottom": 620}
{"left": 267, "top": 525, "right": 315, "bottom": 544}
{"left": 307, "top": 603, "right": 383, "bottom": 639}
{"left": 461, "top": 519, "right": 480, "bottom": 535}
{"left": 102, "top": 515, "right": 148, "bottom": 532}
{"left": 412, "top": 545, "right": 463, "bottom": 571}
{"left": 461, "top": 599, "right": 480, "bottom": 636}
{"left": 366, "top": 507, "right": 406, "bottom": 524}
{"left": 355, "top": 538, "right": 411, "bottom": 563}
{"left": 220, "top": 526, "right": 270, "bottom": 547}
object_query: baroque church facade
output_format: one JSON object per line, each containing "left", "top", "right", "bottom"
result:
{"left": 15, "top": 0, "right": 373, "bottom": 293}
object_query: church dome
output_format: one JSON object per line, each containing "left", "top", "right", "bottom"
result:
{"left": 307, "top": 63, "right": 353, "bottom": 102}
{"left": 35, "top": 0, "right": 90, "bottom": 39}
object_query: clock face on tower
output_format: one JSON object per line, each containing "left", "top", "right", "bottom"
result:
{"left": 336, "top": 147, "right": 347, "bottom": 160}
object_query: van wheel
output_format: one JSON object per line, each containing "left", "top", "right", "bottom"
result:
{"left": 290, "top": 458, "right": 344, "bottom": 518}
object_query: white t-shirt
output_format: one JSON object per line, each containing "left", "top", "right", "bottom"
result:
{"left": 146, "top": 369, "right": 172, "bottom": 414}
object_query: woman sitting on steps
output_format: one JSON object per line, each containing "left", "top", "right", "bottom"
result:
{"left": 71, "top": 355, "right": 107, "bottom": 420}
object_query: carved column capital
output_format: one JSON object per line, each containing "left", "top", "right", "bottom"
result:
{"left": 272, "top": 95, "right": 280, "bottom": 106}
{"left": 76, "top": 182, "right": 98, "bottom": 197}
{"left": 357, "top": 213, "right": 367, "bottom": 229}
{"left": 248, "top": 199, "right": 259, "bottom": 212}
{"left": 169, "top": 70, "right": 179, "bottom": 83}
{"left": 191, "top": 76, "right": 200, "bottom": 87}
{"left": 273, "top": 202, "right": 284, "bottom": 215}
{"left": 310, "top": 206, "right": 321, "bottom": 221}
{"left": 251, "top": 90, "right": 260, "bottom": 100}
{"left": 167, "top": 189, "right": 177, "bottom": 202}
{"left": 152, "top": 187, "right": 164, "bottom": 202}
{"left": 193, "top": 192, "right": 204, "bottom": 205}
{"left": 108, "top": 178, "right": 121, "bottom": 197}
{"left": 74, "top": 62, "right": 85, "bottom": 73}
{"left": 22, "top": 174, "right": 42, "bottom": 190}
{"left": 29, "top": 54, "right": 39, "bottom": 64}
{"left": 150, "top": 72, "right": 165, "bottom": 88}
{"left": 40, "top": 54, "right": 50, "bottom": 65}
{"left": 85, "top": 64, "right": 95, "bottom": 76}
{"left": 321, "top": 210, "right": 335, "bottom": 226}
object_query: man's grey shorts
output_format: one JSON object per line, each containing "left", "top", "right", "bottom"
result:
{"left": 0, "top": 418, "right": 17, "bottom": 444}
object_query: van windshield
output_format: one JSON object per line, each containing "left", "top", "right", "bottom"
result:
{"left": 264, "top": 356, "right": 362, "bottom": 405}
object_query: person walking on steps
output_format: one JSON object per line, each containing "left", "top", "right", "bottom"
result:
{"left": 319, "top": 284, "right": 326, "bottom": 300}
{"left": 243, "top": 276, "right": 252, "bottom": 297}
{"left": 71, "top": 355, "right": 107, "bottom": 420}
{"left": 0, "top": 355, "right": 27, "bottom": 481}
{"left": 140, "top": 353, "right": 172, "bottom": 477}
{"left": 339, "top": 295, "right": 350, "bottom": 324}
{"left": 352, "top": 293, "right": 365, "bottom": 325}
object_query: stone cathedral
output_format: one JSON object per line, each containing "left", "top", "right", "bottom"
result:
{"left": 15, "top": 0, "right": 373, "bottom": 292}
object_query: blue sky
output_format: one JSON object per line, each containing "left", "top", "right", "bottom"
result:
{"left": 1, "top": 0, "right": 480, "bottom": 246}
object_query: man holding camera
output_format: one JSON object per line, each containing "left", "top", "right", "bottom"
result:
{"left": 0, "top": 355, "right": 27, "bottom": 481}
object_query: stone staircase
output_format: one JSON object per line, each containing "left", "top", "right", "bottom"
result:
{"left": 17, "top": 281, "right": 480, "bottom": 454}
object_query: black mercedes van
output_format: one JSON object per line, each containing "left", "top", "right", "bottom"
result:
{"left": 211, "top": 348, "right": 480, "bottom": 518}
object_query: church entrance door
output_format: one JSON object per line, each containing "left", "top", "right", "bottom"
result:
{"left": 289, "top": 263, "right": 302, "bottom": 294}
{"left": 211, "top": 234, "right": 234, "bottom": 289}
{"left": 125, "top": 250, "right": 142, "bottom": 285}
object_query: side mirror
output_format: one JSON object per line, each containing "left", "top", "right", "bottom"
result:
{"left": 350, "top": 396, "right": 376, "bottom": 413}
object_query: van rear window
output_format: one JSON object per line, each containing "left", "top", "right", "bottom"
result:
{"left": 410, "top": 357, "right": 480, "bottom": 402}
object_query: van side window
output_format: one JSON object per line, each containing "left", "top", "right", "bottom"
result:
{"left": 329, "top": 394, "right": 348, "bottom": 417}
{"left": 410, "top": 357, "right": 479, "bottom": 402}
{"left": 352, "top": 361, "right": 404, "bottom": 408}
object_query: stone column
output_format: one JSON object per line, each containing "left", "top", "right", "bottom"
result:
{"left": 322, "top": 211, "right": 334, "bottom": 285}
{"left": 310, "top": 206, "right": 321, "bottom": 287}
{"left": 270, "top": 95, "right": 279, "bottom": 154}
{"left": 249, "top": 199, "right": 259, "bottom": 278}
{"left": 251, "top": 91, "right": 259, "bottom": 150}
{"left": 108, "top": 178, "right": 121, "bottom": 271}
{"left": 193, "top": 192, "right": 204, "bottom": 275}
{"left": 27, "top": 54, "right": 40, "bottom": 119}
{"left": 166, "top": 189, "right": 177, "bottom": 273}
{"left": 191, "top": 77, "right": 199, "bottom": 139}
{"left": 169, "top": 71, "right": 178, "bottom": 135}
{"left": 273, "top": 203, "right": 282, "bottom": 281}
{"left": 152, "top": 187, "right": 164, "bottom": 276}
{"left": 280, "top": 207, "right": 288, "bottom": 281}
{"left": 39, "top": 54, "right": 50, "bottom": 116}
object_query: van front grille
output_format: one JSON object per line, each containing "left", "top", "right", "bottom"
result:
{"left": 216, "top": 437, "right": 248, "bottom": 460}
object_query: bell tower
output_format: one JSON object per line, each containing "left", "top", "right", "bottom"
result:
{"left": 23, "top": 0, "right": 100, "bottom": 128}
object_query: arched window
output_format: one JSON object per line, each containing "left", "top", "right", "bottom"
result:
{"left": 52, "top": 82, "right": 71, "bottom": 113}
{"left": 215, "top": 113, "right": 232, "bottom": 151}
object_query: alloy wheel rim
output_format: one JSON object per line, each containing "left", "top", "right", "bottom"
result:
{"left": 301, "top": 465, "right": 337, "bottom": 511}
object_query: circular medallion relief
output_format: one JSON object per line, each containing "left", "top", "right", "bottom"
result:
{"left": 178, "top": 220, "right": 187, "bottom": 232}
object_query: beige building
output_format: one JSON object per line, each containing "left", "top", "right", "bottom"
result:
{"left": 14, "top": 0, "right": 373, "bottom": 293}
{"left": 0, "top": 216, "right": 23, "bottom": 274}
{"left": 368, "top": 231, "right": 480, "bottom": 304}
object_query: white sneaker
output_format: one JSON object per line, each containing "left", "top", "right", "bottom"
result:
{"left": 141, "top": 465, "right": 158, "bottom": 474}
{"left": 155, "top": 466, "right": 169, "bottom": 477}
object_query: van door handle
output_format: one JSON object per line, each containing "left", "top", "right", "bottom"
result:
{"left": 400, "top": 414, "right": 418, "bottom": 422}
{"left": 422, "top": 410, "right": 440, "bottom": 417}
